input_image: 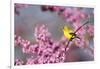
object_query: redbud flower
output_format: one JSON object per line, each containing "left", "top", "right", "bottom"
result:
{"left": 15, "top": 58, "right": 24, "bottom": 65}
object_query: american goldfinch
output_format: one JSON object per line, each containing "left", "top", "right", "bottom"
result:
{"left": 62, "top": 26, "right": 75, "bottom": 40}
{"left": 62, "top": 20, "right": 89, "bottom": 51}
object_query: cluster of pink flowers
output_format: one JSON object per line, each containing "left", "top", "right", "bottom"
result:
{"left": 15, "top": 24, "right": 69, "bottom": 65}
{"left": 15, "top": 5, "right": 94, "bottom": 65}
{"left": 41, "top": 6, "right": 88, "bottom": 23}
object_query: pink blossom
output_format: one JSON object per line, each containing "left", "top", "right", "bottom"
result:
{"left": 85, "top": 24, "right": 94, "bottom": 36}
{"left": 15, "top": 58, "right": 24, "bottom": 65}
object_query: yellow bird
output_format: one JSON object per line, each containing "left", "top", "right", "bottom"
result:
{"left": 62, "top": 20, "right": 89, "bottom": 51}
{"left": 62, "top": 20, "right": 89, "bottom": 40}
{"left": 62, "top": 26, "right": 75, "bottom": 40}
